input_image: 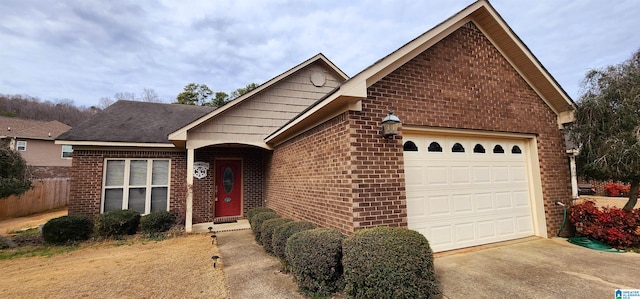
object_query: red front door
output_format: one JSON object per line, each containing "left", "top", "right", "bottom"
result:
{"left": 215, "top": 159, "right": 242, "bottom": 217}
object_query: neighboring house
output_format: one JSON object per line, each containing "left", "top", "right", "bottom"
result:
{"left": 57, "top": 0, "right": 576, "bottom": 252}
{"left": 0, "top": 116, "right": 72, "bottom": 179}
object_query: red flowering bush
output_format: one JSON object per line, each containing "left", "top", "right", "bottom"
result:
{"left": 604, "top": 183, "right": 630, "bottom": 197}
{"left": 569, "top": 201, "right": 640, "bottom": 248}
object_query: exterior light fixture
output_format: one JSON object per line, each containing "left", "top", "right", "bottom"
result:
{"left": 381, "top": 110, "right": 401, "bottom": 139}
{"left": 211, "top": 234, "right": 217, "bottom": 245}
{"left": 211, "top": 255, "right": 220, "bottom": 268}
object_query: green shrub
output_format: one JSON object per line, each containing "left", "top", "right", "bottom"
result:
{"left": 342, "top": 226, "right": 440, "bottom": 299}
{"left": 140, "top": 211, "right": 175, "bottom": 235}
{"left": 246, "top": 207, "right": 275, "bottom": 224}
{"left": 272, "top": 221, "right": 316, "bottom": 261}
{"left": 261, "top": 218, "right": 292, "bottom": 254}
{"left": 286, "top": 228, "right": 345, "bottom": 297}
{"left": 96, "top": 209, "right": 141, "bottom": 237}
{"left": 42, "top": 215, "right": 93, "bottom": 245}
{"left": 250, "top": 212, "right": 278, "bottom": 244}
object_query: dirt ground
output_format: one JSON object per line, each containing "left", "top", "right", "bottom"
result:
{"left": 0, "top": 234, "right": 229, "bottom": 298}
{"left": 0, "top": 207, "right": 68, "bottom": 234}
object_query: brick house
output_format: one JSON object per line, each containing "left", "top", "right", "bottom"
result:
{"left": 57, "top": 0, "right": 575, "bottom": 252}
{"left": 0, "top": 116, "right": 72, "bottom": 178}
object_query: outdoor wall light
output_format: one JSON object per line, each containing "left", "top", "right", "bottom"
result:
{"left": 381, "top": 110, "right": 402, "bottom": 139}
{"left": 211, "top": 255, "right": 220, "bottom": 268}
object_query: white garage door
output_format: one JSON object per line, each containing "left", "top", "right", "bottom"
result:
{"left": 403, "top": 133, "right": 534, "bottom": 252}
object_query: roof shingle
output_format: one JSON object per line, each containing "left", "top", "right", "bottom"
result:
{"left": 56, "top": 101, "right": 215, "bottom": 144}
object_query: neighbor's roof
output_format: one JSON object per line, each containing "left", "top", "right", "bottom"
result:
{"left": 266, "top": 0, "right": 576, "bottom": 145}
{"left": 0, "top": 116, "right": 70, "bottom": 140}
{"left": 56, "top": 100, "right": 214, "bottom": 146}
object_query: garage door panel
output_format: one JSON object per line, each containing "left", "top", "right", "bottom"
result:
{"left": 429, "top": 225, "right": 453, "bottom": 247}
{"left": 513, "top": 191, "right": 530, "bottom": 207}
{"left": 405, "top": 133, "right": 535, "bottom": 252}
{"left": 405, "top": 166, "right": 423, "bottom": 186}
{"left": 428, "top": 195, "right": 451, "bottom": 216}
{"left": 451, "top": 166, "right": 470, "bottom": 184}
{"left": 455, "top": 223, "right": 475, "bottom": 242}
{"left": 453, "top": 194, "right": 473, "bottom": 213}
{"left": 476, "top": 193, "right": 493, "bottom": 210}
{"left": 473, "top": 167, "right": 491, "bottom": 183}
{"left": 495, "top": 192, "right": 513, "bottom": 209}
{"left": 497, "top": 218, "right": 516, "bottom": 235}
{"left": 477, "top": 221, "right": 496, "bottom": 239}
{"left": 517, "top": 215, "right": 533, "bottom": 233}
{"left": 406, "top": 196, "right": 426, "bottom": 218}
{"left": 493, "top": 166, "right": 510, "bottom": 182}
{"left": 511, "top": 166, "right": 528, "bottom": 182}
{"left": 427, "top": 166, "right": 447, "bottom": 185}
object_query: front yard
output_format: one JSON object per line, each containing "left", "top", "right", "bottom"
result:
{"left": 0, "top": 234, "right": 229, "bottom": 298}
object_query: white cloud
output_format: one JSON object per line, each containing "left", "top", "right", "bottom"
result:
{"left": 0, "top": 0, "right": 638, "bottom": 105}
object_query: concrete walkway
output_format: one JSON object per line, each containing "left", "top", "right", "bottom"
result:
{"left": 217, "top": 229, "right": 304, "bottom": 299}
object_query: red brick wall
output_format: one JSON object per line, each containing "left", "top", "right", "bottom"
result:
{"left": 266, "top": 22, "right": 571, "bottom": 237}
{"left": 265, "top": 113, "right": 357, "bottom": 234}
{"left": 68, "top": 149, "right": 187, "bottom": 222}
{"left": 192, "top": 147, "right": 266, "bottom": 223}
{"left": 367, "top": 22, "right": 571, "bottom": 237}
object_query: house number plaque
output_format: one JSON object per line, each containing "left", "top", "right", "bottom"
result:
{"left": 193, "top": 162, "right": 209, "bottom": 179}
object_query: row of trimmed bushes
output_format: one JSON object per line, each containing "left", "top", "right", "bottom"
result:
{"left": 247, "top": 207, "right": 441, "bottom": 298}
{"left": 42, "top": 210, "right": 175, "bottom": 245}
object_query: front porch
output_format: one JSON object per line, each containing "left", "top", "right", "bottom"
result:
{"left": 185, "top": 145, "right": 269, "bottom": 232}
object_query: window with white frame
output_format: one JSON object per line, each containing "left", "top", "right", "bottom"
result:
{"left": 103, "top": 159, "right": 170, "bottom": 214}
{"left": 16, "top": 141, "right": 27, "bottom": 151}
{"left": 61, "top": 145, "right": 73, "bottom": 158}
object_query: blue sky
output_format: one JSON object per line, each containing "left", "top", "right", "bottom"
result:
{"left": 1, "top": 0, "right": 638, "bottom": 107}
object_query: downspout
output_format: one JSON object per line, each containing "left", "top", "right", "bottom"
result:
{"left": 567, "top": 149, "right": 579, "bottom": 199}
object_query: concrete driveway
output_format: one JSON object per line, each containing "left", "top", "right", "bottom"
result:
{"left": 435, "top": 237, "right": 640, "bottom": 298}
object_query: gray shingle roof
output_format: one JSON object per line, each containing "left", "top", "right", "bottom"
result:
{"left": 56, "top": 100, "right": 215, "bottom": 144}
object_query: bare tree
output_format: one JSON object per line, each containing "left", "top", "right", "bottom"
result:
{"left": 114, "top": 92, "right": 136, "bottom": 101}
{"left": 98, "top": 97, "right": 115, "bottom": 109}
{"left": 139, "top": 88, "right": 161, "bottom": 102}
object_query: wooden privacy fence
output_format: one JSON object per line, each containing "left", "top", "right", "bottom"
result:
{"left": 0, "top": 178, "right": 70, "bottom": 220}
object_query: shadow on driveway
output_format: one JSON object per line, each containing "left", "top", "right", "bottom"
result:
{"left": 435, "top": 237, "right": 640, "bottom": 298}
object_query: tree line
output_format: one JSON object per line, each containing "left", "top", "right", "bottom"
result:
{"left": 0, "top": 82, "right": 259, "bottom": 126}
{"left": 0, "top": 94, "right": 97, "bottom": 126}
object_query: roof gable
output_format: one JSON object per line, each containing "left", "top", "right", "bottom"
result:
{"left": 266, "top": 0, "right": 575, "bottom": 146}
{"left": 56, "top": 101, "right": 214, "bottom": 146}
{"left": 168, "top": 53, "right": 349, "bottom": 143}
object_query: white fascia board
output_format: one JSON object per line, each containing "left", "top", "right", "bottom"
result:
{"left": 54, "top": 140, "right": 175, "bottom": 148}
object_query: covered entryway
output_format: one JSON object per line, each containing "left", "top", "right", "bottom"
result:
{"left": 403, "top": 132, "right": 539, "bottom": 252}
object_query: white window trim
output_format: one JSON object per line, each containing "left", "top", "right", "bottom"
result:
{"left": 61, "top": 145, "right": 73, "bottom": 159}
{"left": 16, "top": 140, "right": 27, "bottom": 151}
{"left": 101, "top": 158, "right": 171, "bottom": 214}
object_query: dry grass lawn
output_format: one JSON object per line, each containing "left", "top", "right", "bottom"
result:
{"left": 0, "top": 234, "right": 229, "bottom": 298}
